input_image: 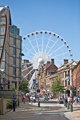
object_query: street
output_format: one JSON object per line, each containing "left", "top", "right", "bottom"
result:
{"left": 0, "top": 99, "right": 75, "bottom": 120}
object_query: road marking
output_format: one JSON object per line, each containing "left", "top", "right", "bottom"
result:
{"left": 33, "top": 106, "right": 45, "bottom": 118}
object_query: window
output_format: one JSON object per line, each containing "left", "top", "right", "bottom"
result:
{"left": 13, "top": 67, "right": 16, "bottom": 75}
{"left": 13, "top": 47, "right": 16, "bottom": 56}
{"left": 0, "top": 26, "right": 6, "bottom": 35}
{"left": 13, "top": 38, "right": 16, "bottom": 46}
{"left": 0, "top": 17, "right": 6, "bottom": 24}
{"left": 13, "top": 57, "right": 16, "bottom": 66}
{"left": 1, "top": 61, "right": 5, "bottom": 69}
{"left": 0, "top": 48, "right": 2, "bottom": 58}
{"left": 17, "top": 28, "right": 19, "bottom": 35}
{"left": 0, "top": 36, "right": 4, "bottom": 46}
{"left": 13, "top": 76, "right": 16, "bottom": 81}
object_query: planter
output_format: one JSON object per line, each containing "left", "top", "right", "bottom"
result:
{"left": 0, "top": 99, "right": 6, "bottom": 115}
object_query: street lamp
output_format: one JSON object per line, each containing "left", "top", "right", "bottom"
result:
{"left": 34, "top": 69, "right": 38, "bottom": 90}
{"left": 18, "top": 52, "right": 24, "bottom": 107}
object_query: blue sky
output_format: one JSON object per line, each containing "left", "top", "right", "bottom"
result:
{"left": 1, "top": 0, "right": 80, "bottom": 62}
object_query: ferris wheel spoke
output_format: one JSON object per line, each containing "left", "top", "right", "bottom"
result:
{"left": 23, "top": 52, "right": 33, "bottom": 58}
{"left": 45, "top": 34, "right": 52, "bottom": 52}
{"left": 47, "top": 38, "right": 59, "bottom": 54}
{"left": 23, "top": 44, "right": 35, "bottom": 55}
{"left": 22, "top": 65, "right": 33, "bottom": 72}
{"left": 27, "top": 37, "right": 37, "bottom": 54}
{"left": 52, "top": 52, "right": 69, "bottom": 58}
{"left": 35, "top": 33, "right": 40, "bottom": 52}
{"left": 42, "top": 32, "right": 44, "bottom": 52}
{"left": 49, "top": 44, "right": 65, "bottom": 56}
{"left": 22, "top": 62, "right": 32, "bottom": 65}
{"left": 23, "top": 68, "right": 34, "bottom": 78}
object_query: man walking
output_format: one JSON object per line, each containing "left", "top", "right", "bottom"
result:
{"left": 12, "top": 95, "right": 16, "bottom": 112}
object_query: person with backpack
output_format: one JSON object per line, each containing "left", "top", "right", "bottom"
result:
{"left": 75, "top": 96, "right": 78, "bottom": 104}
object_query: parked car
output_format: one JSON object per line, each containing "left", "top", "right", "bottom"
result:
{"left": 59, "top": 98, "right": 64, "bottom": 104}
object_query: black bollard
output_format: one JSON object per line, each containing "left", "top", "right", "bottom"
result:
{"left": 38, "top": 101, "right": 40, "bottom": 107}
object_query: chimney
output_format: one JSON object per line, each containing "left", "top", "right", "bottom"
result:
{"left": 64, "top": 59, "right": 68, "bottom": 64}
{"left": 47, "top": 61, "right": 50, "bottom": 65}
{"left": 51, "top": 59, "right": 54, "bottom": 65}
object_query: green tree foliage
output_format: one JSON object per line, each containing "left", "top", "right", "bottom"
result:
{"left": 19, "top": 80, "right": 29, "bottom": 93}
{"left": 12, "top": 83, "right": 15, "bottom": 90}
{"left": 51, "top": 76, "right": 64, "bottom": 93}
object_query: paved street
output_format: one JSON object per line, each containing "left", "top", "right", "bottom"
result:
{"left": 0, "top": 99, "right": 76, "bottom": 120}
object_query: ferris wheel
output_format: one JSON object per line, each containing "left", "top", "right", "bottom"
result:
{"left": 22, "top": 30, "right": 73, "bottom": 88}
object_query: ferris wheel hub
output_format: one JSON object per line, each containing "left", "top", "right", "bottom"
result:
{"left": 38, "top": 58, "right": 44, "bottom": 64}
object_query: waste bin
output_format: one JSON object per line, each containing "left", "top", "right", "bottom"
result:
{"left": 38, "top": 101, "right": 40, "bottom": 107}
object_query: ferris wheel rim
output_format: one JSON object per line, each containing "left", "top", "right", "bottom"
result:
{"left": 22, "top": 30, "right": 73, "bottom": 80}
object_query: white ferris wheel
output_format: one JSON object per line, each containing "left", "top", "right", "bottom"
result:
{"left": 22, "top": 30, "right": 73, "bottom": 89}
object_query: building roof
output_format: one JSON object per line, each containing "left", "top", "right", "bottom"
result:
{"left": 59, "top": 60, "right": 79, "bottom": 68}
{"left": 0, "top": 6, "right": 11, "bottom": 25}
{"left": 72, "top": 60, "right": 80, "bottom": 71}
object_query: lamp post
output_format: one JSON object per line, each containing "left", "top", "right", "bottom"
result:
{"left": 34, "top": 69, "right": 38, "bottom": 96}
{"left": 18, "top": 53, "right": 24, "bottom": 107}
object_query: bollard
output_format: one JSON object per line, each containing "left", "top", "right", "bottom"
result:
{"left": 64, "top": 101, "right": 65, "bottom": 106}
{"left": 70, "top": 103, "right": 73, "bottom": 112}
{"left": 64, "top": 101, "right": 66, "bottom": 106}
{"left": 65, "top": 102, "right": 67, "bottom": 107}
{"left": 67, "top": 103, "right": 69, "bottom": 109}
{"left": 38, "top": 101, "right": 40, "bottom": 107}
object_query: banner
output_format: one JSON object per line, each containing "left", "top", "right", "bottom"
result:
{"left": 33, "top": 79, "right": 36, "bottom": 85}
{"left": 36, "top": 83, "right": 38, "bottom": 88}
{"left": 66, "top": 74, "right": 69, "bottom": 81}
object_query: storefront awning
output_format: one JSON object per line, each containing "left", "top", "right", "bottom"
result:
{"left": 0, "top": 82, "right": 9, "bottom": 85}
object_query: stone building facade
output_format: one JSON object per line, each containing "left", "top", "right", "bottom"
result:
{"left": 57, "top": 60, "right": 78, "bottom": 97}
{"left": 37, "top": 59, "right": 78, "bottom": 97}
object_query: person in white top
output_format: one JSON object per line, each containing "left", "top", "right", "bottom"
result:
{"left": 33, "top": 96, "right": 35, "bottom": 103}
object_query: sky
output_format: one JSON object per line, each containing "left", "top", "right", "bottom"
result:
{"left": 0, "top": 0, "right": 80, "bottom": 62}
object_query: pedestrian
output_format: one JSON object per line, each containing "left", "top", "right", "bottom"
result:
{"left": 65, "top": 97, "right": 67, "bottom": 103}
{"left": 30, "top": 96, "right": 33, "bottom": 104}
{"left": 75, "top": 96, "right": 78, "bottom": 104}
{"left": 33, "top": 96, "right": 35, "bottom": 103}
{"left": 12, "top": 95, "right": 16, "bottom": 112}
{"left": 70, "top": 97, "right": 73, "bottom": 104}
{"left": 23, "top": 95, "right": 26, "bottom": 104}
{"left": 68, "top": 97, "right": 70, "bottom": 104}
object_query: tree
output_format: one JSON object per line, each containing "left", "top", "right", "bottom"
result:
{"left": 51, "top": 76, "right": 64, "bottom": 94}
{"left": 12, "top": 83, "right": 15, "bottom": 90}
{"left": 19, "top": 80, "right": 29, "bottom": 94}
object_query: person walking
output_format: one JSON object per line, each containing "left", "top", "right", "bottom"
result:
{"left": 30, "top": 96, "right": 33, "bottom": 104}
{"left": 70, "top": 97, "right": 73, "bottom": 104}
{"left": 12, "top": 95, "right": 16, "bottom": 112}
{"left": 75, "top": 96, "right": 78, "bottom": 104}
{"left": 33, "top": 96, "right": 35, "bottom": 103}
{"left": 23, "top": 95, "right": 26, "bottom": 104}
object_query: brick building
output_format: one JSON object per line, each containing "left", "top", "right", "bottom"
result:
{"left": 37, "top": 59, "right": 58, "bottom": 94}
{"left": 22, "top": 59, "right": 34, "bottom": 81}
{"left": 72, "top": 61, "right": 80, "bottom": 97}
